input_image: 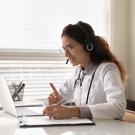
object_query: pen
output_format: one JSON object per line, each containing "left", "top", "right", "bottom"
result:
{"left": 12, "top": 82, "right": 18, "bottom": 99}
{"left": 16, "top": 83, "right": 25, "bottom": 101}
{"left": 14, "top": 83, "right": 25, "bottom": 99}
{"left": 17, "top": 83, "right": 25, "bottom": 94}
{"left": 17, "top": 81, "right": 23, "bottom": 90}
{"left": 12, "top": 81, "right": 23, "bottom": 99}
{"left": 57, "top": 99, "right": 66, "bottom": 105}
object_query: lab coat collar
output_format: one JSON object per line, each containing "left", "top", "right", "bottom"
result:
{"left": 79, "top": 64, "right": 97, "bottom": 75}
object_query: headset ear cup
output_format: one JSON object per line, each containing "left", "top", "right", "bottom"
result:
{"left": 86, "top": 43, "right": 93, "bottom": 52}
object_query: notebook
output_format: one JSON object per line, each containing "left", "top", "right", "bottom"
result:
{"left": 0, "top": 76, "right": 95, "bottom": 127}
{"left": 19, "top": 116, "right": 95, "bottom": 127}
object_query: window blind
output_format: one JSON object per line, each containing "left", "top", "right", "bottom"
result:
{"left": 0, "top": 50, "right": 74, "bottom": 100}
{"left": 0, "top": 0, "right": 110, "bottom": 50}
{"left": 0, "top": 0, "right": 111, "bottom": 101}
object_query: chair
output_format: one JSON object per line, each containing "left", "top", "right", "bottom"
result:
{"left": 122, "top": 110, "right": 135, "bottom": 122}
{"left": 126, "top": 100, "right": 135, "bottom": 111}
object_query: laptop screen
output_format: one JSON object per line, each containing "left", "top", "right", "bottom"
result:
{"left": 0, "top": 76, "right": 18, "bottom": 117}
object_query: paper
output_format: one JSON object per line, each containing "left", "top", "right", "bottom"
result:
{"left": 16, "top": 106, "right": 44, "bottom": 116}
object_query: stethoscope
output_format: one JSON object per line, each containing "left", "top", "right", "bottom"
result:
{"left": 74, "top": 67, "right": 98, "bottom": 104}
{"left": 74, "top": 69, "right": 84, "bottom": 87}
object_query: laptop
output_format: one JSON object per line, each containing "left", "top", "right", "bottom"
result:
{"left": 0, "top": 76, "right": 95, "bottom": 127}
{"left": 0, "top": 76, "right": 44, "bottom": 118}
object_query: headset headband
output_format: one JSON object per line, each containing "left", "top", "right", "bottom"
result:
{"left": 77, "top": 21, "right": 94, "bottom": 52}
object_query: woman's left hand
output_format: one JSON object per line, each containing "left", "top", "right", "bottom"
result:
{"left": 43, "top": 105, "right": 80, "bottom": 119}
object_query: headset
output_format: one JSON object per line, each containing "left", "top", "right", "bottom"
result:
{"left": 77, "top": 21, "right": 94, "bottom": 52}
{"left": 66, "top": 21, "right": 94, "bottom": 64}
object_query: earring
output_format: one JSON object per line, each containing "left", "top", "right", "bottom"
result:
{"left": 87, "top": 43, "right": 93, "bottom": 51}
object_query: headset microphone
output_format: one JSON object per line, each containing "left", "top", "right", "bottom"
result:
{"left": 66, "top": 59, "right": 69, "bottom": 64}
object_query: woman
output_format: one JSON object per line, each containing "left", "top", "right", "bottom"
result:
{"left": 43, "top": 21, "right": 127, "bottom": 120}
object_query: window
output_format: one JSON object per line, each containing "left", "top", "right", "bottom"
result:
{"left": 0, "top": 0, "right": 111, "bottom": 101}
{"left": 0, "top": 0, "right": 110, "bottom": 50}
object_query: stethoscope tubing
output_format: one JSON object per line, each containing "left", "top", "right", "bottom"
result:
{"left": 74, "top": 67, "right": 98, "bottom": 104}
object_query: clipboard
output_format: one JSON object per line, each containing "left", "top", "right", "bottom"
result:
{"left": 19, "top": 116, "right": 95, "bottom": 127}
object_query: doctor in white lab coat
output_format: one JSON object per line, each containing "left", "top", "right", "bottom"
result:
{"left": 43, "top": 21, "right": 127, "bottom": 120}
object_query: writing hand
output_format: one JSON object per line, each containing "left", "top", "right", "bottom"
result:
{"left": 43, "top": 103, "right": 80, "bottom": 119}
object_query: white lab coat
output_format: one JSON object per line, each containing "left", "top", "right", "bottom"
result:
{"left": 58, "top": 62, "right": 126, "bottom": 120}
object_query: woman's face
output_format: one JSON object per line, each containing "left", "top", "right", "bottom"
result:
{"left": 62, "top": 36, "right": 90, "bottom": 68}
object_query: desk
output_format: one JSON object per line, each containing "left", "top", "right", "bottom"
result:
{"left": 0, "top": 111, "right": 18, "bottom": 135}
{"left": 0, "top": 111, "right": 135, "bottom": 135}
{"left": 0, "top": 98, "right": 44, "bottom": 108}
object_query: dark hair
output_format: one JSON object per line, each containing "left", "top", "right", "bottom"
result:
{"left": 61, "top": 21, "right": 127, "bottom": 81}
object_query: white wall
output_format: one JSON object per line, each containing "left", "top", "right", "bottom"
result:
{"left": 128, "top": 0, "right": 135, "bottom": 100}
{"left": 110, "top": 0, "right": 129, "bottom": 97}
{"left": 111, "top": 0, "right": 135, "bottom": 100}
{"left": 110, "top": 0, "right": 129, "bottom": 66}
